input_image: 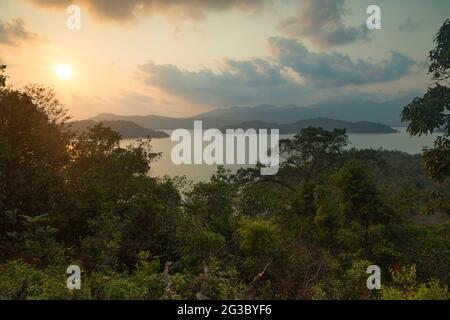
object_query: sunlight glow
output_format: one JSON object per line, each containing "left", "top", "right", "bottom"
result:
{"left": 52, "top": 64, "right": 73, "bottom": 80}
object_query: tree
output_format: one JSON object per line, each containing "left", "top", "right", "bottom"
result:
{"left": 0, "top": 65, "right": 6, "bottom": 88}
{"left": 279, "top": 127, "right": 348, "bottom": 181}
{"left": 402, "top": 20, "right": 450, "bottom": 181}
{"left": 381, "top": 265, "right": 449, "bottom": 300}
{"left": 0, "top": 84, "right": 71, "bottom": 243}
{"left": 238, "top": 218, "right": 279, "bottom": 278}
{"left": 183, "top": 167, "right": 237, "bottom": 238}
{"left": 334, "top": 160, "right": 395, "bottom": 259}
{"left": 253, "top": 127, "right": 348, "bottom": 191}
{"left": 58, "top": 124, "right": 161, "bottom": 245}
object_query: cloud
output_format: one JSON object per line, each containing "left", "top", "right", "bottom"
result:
{"left": 269, "top": 37, "right": 418, "bottom": 87}
{"left": 277, "top": 0, "right": 370, "bottom": 48}
{"left": 0, "top": 18, "right": 39, "bottom": 46}
{"left": 398, "top": 17, "right": 423, "bottom": 32}
{"left": 138, "top": 37, "right": 418, "bottom": 107}
{"left": 138, "top": 58, "right": 298, "bottom": 106}
{"left": 24, "top": 0, "right": 268, "bottom": 23}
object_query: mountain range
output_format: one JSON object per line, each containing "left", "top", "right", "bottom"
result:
{"left": 90, "top": 97, "right": 413, "bottom": 130}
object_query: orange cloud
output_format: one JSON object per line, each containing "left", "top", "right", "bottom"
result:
{"left": 24, "top": 0, "right": 268, "bottom": 23}
{"left": 0, "top": 18, "right": 39, "bottom": 46}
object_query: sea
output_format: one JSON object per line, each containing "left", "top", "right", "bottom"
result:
{"left": 120, "top": 127, "right": 443, "bottom": 183}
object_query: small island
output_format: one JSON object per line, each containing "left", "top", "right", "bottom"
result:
{"left": 222, "top": 118, "right": 397, "bottom": 134}
{"left": 68, "top": 120, "right": 169, "bottom": 139}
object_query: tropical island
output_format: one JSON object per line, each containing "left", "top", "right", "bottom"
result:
{"left": 68, "top": 120, "right": 169, "bottom": 139}
{"left": 222, "top": 119, "right": 397, "bottom": 134}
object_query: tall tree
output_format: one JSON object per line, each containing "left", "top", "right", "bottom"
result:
{"left": 0, "top": 86, "right": 70, "bottom": 222}
{"left": 402, "top": 20, "right": 450, "bottom": 181}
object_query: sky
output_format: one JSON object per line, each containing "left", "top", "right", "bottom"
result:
{"left": 0, "top": 0, "right": 449, "bottom": 119}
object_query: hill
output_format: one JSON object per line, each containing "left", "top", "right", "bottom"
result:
{"left": 91, "top": 97, "right": 414, "bottom": 129}
{"left": 222, "top": 118, "right": 397, "bottom": 134}
{"left": 68, "top": 120, "right": 169, "bottom": 138}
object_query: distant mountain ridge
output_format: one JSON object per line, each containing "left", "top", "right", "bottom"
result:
{"left": 195, "top": 97, "right": 413, "bottom": 126}
{"left": 222, "top": 118, "right": 397, "bottom": 134}
{"left": 90, "top": 97, "right": 413, "bottom": 129}
{"left": 68, "top": 120, "right": 169, "bottom": 138}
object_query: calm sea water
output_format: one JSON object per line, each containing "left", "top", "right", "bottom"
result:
{"left": 121, "top": 127, "right": 442, "bottom": 182}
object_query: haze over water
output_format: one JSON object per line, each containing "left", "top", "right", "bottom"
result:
{"left": 121, "top": 127, "right": 442, "bottom": 182}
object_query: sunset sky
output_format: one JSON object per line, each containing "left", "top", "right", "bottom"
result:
{"left": 1, "top": 0, "right": 449, "bottom": 119}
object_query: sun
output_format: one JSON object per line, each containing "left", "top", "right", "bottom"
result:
{"left": 52, "top": 64, "right": 73, "bottom": 80}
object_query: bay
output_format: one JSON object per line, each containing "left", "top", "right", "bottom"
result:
{"left": 121, "top": 127, "right": 443, "bottom": 183}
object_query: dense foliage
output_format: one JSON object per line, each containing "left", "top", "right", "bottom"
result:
{"left": 402, "top": 19, "right": 450, "bottom": 182}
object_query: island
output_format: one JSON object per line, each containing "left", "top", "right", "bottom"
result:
{"left": 221, "top": 118, "right": 397, "bottom": 134}
{"left": 68, "top": 120, "right": 169, "bottom": 139}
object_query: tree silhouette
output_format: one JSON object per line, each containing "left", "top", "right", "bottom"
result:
{"left": 402, "top": 20, "right": 450, "bottom": 182}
